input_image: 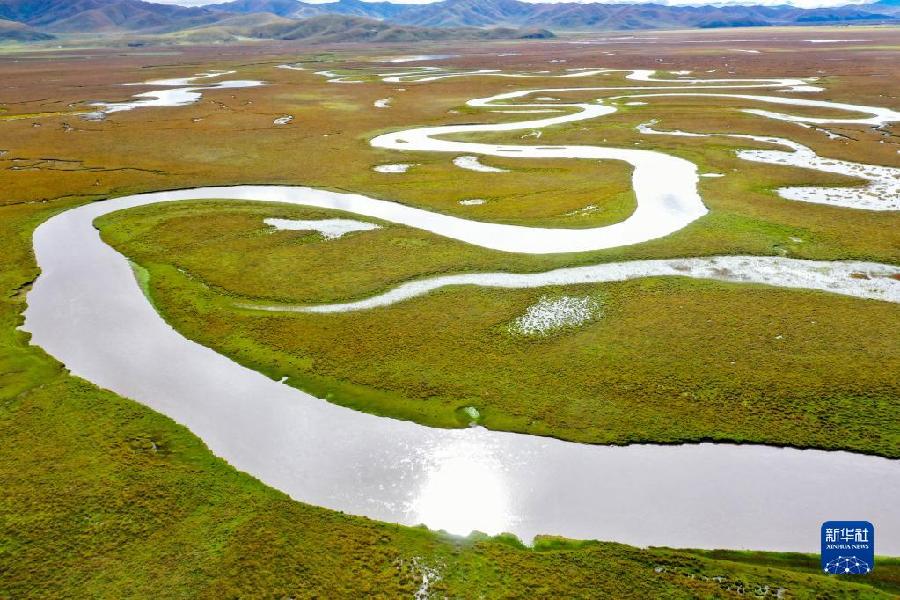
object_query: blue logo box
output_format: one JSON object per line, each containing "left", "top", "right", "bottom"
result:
{"left": 821, "top": 521, "right": 874, "bottom": 575}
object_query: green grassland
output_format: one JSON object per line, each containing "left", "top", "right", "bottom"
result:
{"left": 3, "top": 39, "right": 900, "bottom": 596}
{"left": 6, "top": 201, "right": 899, "bottom": 599}
{"left": 86, "top": 60, "right": 899, "bottom": 459}
{"left": 97, "top": 199, "right": 900, "bottom": 456}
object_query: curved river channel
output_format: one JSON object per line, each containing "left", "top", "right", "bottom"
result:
{"left": 24, "top": 68, "right": 900, "bottom": 552}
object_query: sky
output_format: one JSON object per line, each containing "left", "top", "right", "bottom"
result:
{"left": 148, "top": 0, "right": 877, "bottom": 9}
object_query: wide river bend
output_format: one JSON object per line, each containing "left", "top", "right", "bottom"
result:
{"left": 23, "top": 68, "right": 900, "bottom": 552}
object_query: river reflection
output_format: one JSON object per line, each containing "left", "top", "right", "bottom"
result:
{"left": 411, "top": 435, "right": 514, "bottom": 536}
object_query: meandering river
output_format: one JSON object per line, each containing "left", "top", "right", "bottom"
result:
{"left": 23, "top": 68, "right": 900, "bottom": 552}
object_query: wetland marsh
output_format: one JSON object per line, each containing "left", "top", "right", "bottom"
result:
{"left": 3, "top": 28, "right": 899, "bottom": 597}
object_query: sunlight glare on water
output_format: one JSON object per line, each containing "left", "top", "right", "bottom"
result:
{"left": 411, "top": 436, "right": 513, "bottom": 537}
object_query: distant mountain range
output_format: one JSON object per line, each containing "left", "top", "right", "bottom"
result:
{"left": 172, "top": 13, "right": 554, "bottom": 42}
{"left": 0, "top": 0, "right": 897, "bottom": 43}
{"left": 0, "top": 0, "right": 221, "bottom": 33}
{"left": 210, "top": 0, "right": 899, "bottom": 29}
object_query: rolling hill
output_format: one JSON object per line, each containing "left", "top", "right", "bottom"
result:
{"left": 0, "top": 16, "right": 53, "bottom": 40}
{"left": 173, "top": 13, "right": 553, "bottom": 42}
{"left": 206, "top": 0, "right": 407, "bottom": 20}
{"left": 0, "top": 0, "right": 221, "bottom": 32}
